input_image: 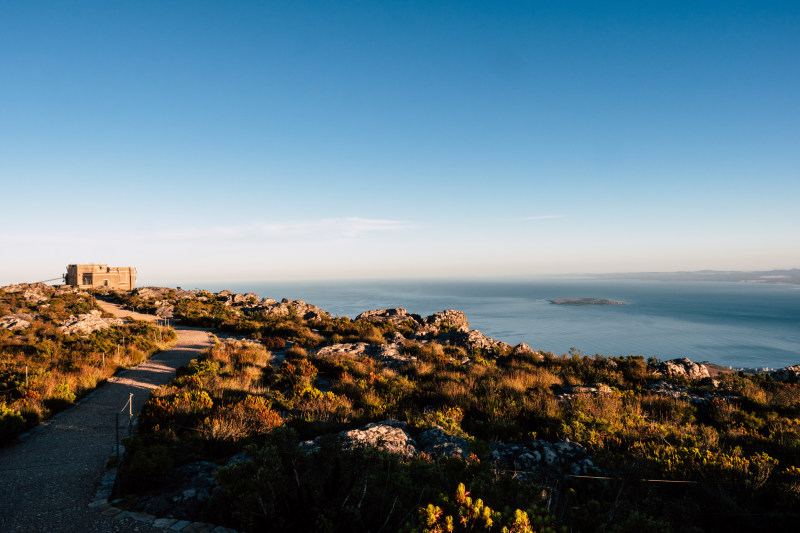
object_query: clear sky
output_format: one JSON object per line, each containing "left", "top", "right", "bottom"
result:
{"left": 1, "top": 1, "right": 798, "bottom": 285}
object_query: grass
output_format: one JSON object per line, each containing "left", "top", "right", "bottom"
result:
{"left": 0, "top": 285, "right": 176, "bottom": 442}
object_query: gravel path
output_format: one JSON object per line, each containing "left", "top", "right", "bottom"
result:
{"left": 0, "top": 302, "right": 216, "bottom": 532}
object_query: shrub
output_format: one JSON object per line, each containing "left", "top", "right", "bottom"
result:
{"left": 0, "top": 403, "right": 25, "bottom": 443}
{"left": 262, "top": 336, "right": 286, "bottom": 350}
{"left": 412, "top": 483, "right": 564, "bottom": 533}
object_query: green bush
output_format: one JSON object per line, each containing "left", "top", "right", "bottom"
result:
{"left": 0, "top": 403, "right": 25, "bottom": 443}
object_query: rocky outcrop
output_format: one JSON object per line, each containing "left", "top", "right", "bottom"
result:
{"left": 155, "top": 305, "right": 175, "bottom": 318}
{"left": 315, "top": 342, "right": 415, "bottom": 370}
{"left": 417, "top": 427, "right": 470, "bottom": 460}
{"left": 216, "top": 291, "right": 259, "bottom": 305}
{"left": 59, "top": 310, "right": 124, "bottom": 335}
{"left": 1, "top": 283, "right": 53, "bottom": 303}
{"left": 355, "top": 308, "right": 423, "bottom": 330}
{"left": 489, "top": 439, "right": 597, "bottom": 481}
{"left": 554, "top": 383, "right": 613, "bottom": 401}
{"left": 655, "top": 358, "right": 711, "bottom": 380}
{"left": 644, "top": 380, "right": 729, "bottom": 406}
{"left": 434, "top": 329, "right": 511, "bottom": 354}
{"left": 511, "top": 343, "right": 537, "bottom": 357}
{"left": 421, "top": 310, "right": 470, "bottom": 334}
{"left": 0, "top": 313, "right": 34, "bottom": 331}
{"left": 134, "top": 287, "right": 198, "bottom": 300}
{"left": 772, "top": 365, "right": 800, "bottom": 384}
{"left": 135, "top": 461, "right": 219, "bottom": 520}
{"left": 301, "top": 420, "right": 417, "bottom": 458}
{"left": 248, "top": 298, "right": 330, "bottom": 321}
{"left": 299, "top": 420, "right": 598, "bottom": 483}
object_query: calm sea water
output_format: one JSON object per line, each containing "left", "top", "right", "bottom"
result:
{"left": 186, "top": 279, "right": 800, "bottom": 369}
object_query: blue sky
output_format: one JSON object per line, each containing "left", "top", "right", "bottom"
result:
{"left": 1, "top": 1, "right": 798, "bottom": 285}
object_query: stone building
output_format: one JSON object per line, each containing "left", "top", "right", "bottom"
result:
{"left": 65, "top": 264, "right": 136, "bottom": 290}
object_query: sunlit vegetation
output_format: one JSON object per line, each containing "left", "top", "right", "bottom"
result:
{"left": 114, "top": 289, "right": 800, "bottom": 531}
{"left": 0, "top": 287, "right": 175, "bottom": 443}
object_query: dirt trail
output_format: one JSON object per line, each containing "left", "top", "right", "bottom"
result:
{"left": 0, "top": 301, "right": 216, "bottom": 532}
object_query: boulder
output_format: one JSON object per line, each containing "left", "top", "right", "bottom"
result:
{"left": 656, "top": 358, "right": 711, "bottom": 380}
{"left": 434, "top": 329, "right": 511, "bottom": 354}
{"left": 422, "top": 310, "right": 470, "bottom": 334}
{"left": 315, "top": 342, "right": 415, "bottom": 370}
{"left": 59, "top": 310, "right": 124, "bottom": 335}
{"left": 511, "top": 343, "right": 538, "bottom": 357}
{"left": 302, "top": 420, "right": 417, "bottom": 458}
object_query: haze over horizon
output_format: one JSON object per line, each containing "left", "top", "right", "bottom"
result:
{"left": 2, "top": 2, "right": 798, "bottom": 285}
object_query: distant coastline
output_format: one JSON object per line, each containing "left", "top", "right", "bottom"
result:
{"left": 594, "top": 268, "right": 800, "bottom": 285}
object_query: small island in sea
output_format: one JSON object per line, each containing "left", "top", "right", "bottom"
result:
{"left": 550, "top": 297, "right": 624, "bottom": 306}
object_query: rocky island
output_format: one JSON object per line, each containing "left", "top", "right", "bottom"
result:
{"left": 550, "top": 297, "right": 624, "bottom": 306}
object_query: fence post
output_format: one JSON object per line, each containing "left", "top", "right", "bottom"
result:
{"left": 115, "top": 412, "right": 120, "bottom": 459}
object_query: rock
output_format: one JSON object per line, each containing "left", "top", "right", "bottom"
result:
{"left": 417, "top": 427, "right": 470, "bottom": 460}
{"left": 248, "top": 298, "right": 330, "bottom": 320}
{"left": 133, "top": 287, "right": 168, "bottom": 299}
{"left": 698, "top": 377, "right": 720, "bottom": 388}
{"left": 643, "top": 380, "right": 727, "bottom": 406}
{"left": 338, "top": 420, "right": 418, "bottom": 458}
{"left": 300, "top": 420, "right": 417, "bottom": 458}
{"left": 656, "top": 358, "right": 711, "bottom": 380}
{"left": 772, "top": 365, "right": 800, "bottom": 384}
{"left": 315, "top": 342, "right": 416, "bottom": 370}
{"left": 59, "top": 310, "right": 124, "bottom": 335}
{"left": 0, "top": 314, "right": 34, "bottom": 331}
{"left": 434, "top": 329, "right": 511, "bottom": 354}
{"left": 511, "top": 343, "right": 538, "bottom": 357}
{"left": 231, "top": 293, "right": 258, "bottom": 304}
{"left": 155, "top": 305, "right": 175, "bottom": 318}
{"left": 422, "top": 310, "right": 470, "bottom": 334}
{"left": 135, "top": 461, "right": 219, "bottom": 520}
{"left": 489, "top": 439, "right": 596, "bottom": 482}
{"left": 555, "top": 383, "right": 613, "bottom": 400}
{"left": 355, "top": 308, "right": 424, "bottom": 331}
{"left": 1, "top": 283, "right": 53, "bottom": 303}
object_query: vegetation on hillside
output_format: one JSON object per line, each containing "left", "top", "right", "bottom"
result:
{"left": 112, "top": 288, "right": 800, "bottom": 532}
{"left": 0, "top": 285, "right": 175, "bottom": 442}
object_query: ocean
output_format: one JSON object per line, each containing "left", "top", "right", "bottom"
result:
{"left": 184, "top": 278, "right": 800, "bottom": 370}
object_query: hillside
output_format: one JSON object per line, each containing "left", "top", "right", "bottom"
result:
{"left": 102, "top": 286, "right": 800, "bottom": 533}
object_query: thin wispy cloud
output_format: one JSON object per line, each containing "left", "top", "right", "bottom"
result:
{"left": 151, "top": 217, "right": 413, "bottom": 242}
{"left": 0, "top": 218, "right": 412, "bottom": 246}
{"left": 514, "top": 215, "right": 565, "bottom": 221}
